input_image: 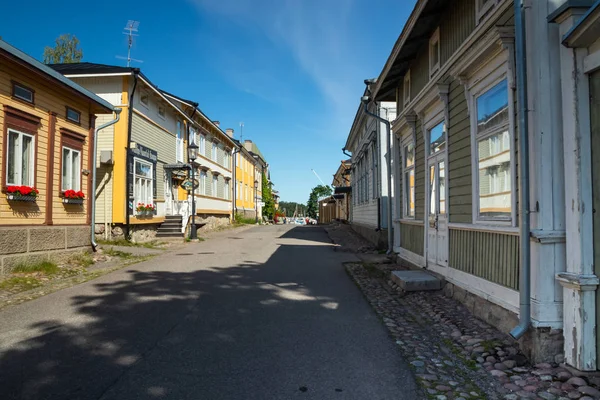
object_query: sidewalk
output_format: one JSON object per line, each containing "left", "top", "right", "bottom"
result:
{"left": 325, "top": 223, "right": 600, "bottom": 400}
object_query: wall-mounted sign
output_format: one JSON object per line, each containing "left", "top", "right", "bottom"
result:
{"left": 181, "top": 178, "right": 199, "bottom": 191}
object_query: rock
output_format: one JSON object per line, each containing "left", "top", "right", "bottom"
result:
{"left": 467, "top": 338, "right": 483, "bottom": 345}
{"left": 417, "top": 374, "right": 438, "bottom": 381}
{"left": 491, "top": 370, "right": 508, "bottom": 377}
{"left": 524, "top": 385, "right": 538, "bottom": 392}
{"left": 513, "top": 366, "right": 529, "bottom": 373}
{"left": 503, "top": 360, "right": 516, "bottom": 368}
{"left": 555, "top": 353, "right": 565, "bottom": 364}
{"left": 514, "top": 354, "right": 528, "bottom": 366}
{"left": 578, "top": 386, "right": 600, "bottom": 397}
{"left": 516, "top": 391, "right": 537, "bottom": 398}
{"left": 538, "top": 392, "right": 557, "bottom": 400}
{"left": 567, "top": 377, "right": 587, "bottom": 387}
{"left": 448, "top": 381, "right": 459, "bottom": 386}
{"left": 515, "top": 380, "right": 527, "bottom": 387}
{"left": 497, "top": 350, "right": 507, "bottom": 357}
{"left": 411, "top": 360, "right": 425, "bottom": 367}
{"left": 495, "top": 363, "right": 509, "bottom": 370}
{"left": 504, "top": 395, "right": 518, "bottom": 400}
{"left": 451, "top": 330, "right": 462, "bottom": 338}
{"left": 567, "top": 391, "right": 582, "bottom": 399}
{"left": 477, "top": 357, "right": 485, "bottom": 364}
{"left": 557, "top": 371, "right": 572, "bottom": 382}
{"left": 435, "top": 396, "right": 447, "bottom": 400}
{"left": 536, "top": 363, "right": 553, "bottom": 369}
{"left": 533, "top": 369, "right": 554, "bottom": 376}
{"left": 504, "top": 383, "right": 520, "bottom": 392}
{"left": 435, "top": 385, "right": 451, "bottom": 391}
{"left": 540, "top": 375, "right": 553, "bottom": 381}
{"left": 562, "top": 383, "right": 576, "bottom": 391}
{"left": 580, "top": 397, "right": 595, "bottom": 400}
{"left": 486, "top": 356, "right": 497, "bottom": 363}
{"left": 473, "top": 346, "right": 486, "bottom": 353}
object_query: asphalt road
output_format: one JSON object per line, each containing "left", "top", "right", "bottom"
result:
{"left": 0, "top": 225, "right": 420, "bottom": 400}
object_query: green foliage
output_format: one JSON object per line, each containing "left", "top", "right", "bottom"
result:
{"left": 12, "top": 261, "right": 59, "bottom": 275}
{"left": 278, "top": 201, "right": 306, "bottom": 216}
{"left": 306, "top": 185, "right": 333, "bottom": 219}
{"left": 234, "top": 213, "right": 256, "bottom": 225}
{"left": 97, "top": 238, "right": 165, "bottom": 249}
{"left": 262, "top": 173, "right": 275, "bottom": 219}
{"left": 43, "top": 34, "right": 83, "bottom": 64}
{"left": 70, "top": 252, "right": 94, "bottom": 268}
{"left": 0, "top": 277, "right": 42, "bottom": 292}
{"left": 103, "top": 248, "right": 133, "bottom": 259}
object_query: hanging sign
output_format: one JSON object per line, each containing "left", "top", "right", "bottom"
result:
{"left": 181, "top": 178, "right": 199, "bottom": 191}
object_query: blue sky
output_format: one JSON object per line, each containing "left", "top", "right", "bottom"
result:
{"left": 2, "top": 0, "right": 414, "bottom": 203}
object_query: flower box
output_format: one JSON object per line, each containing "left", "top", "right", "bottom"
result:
{"left": 6, "top": 194, "right": 37, "bottom": 202}
{"left": 63, "top": 198, "right": 84, "bottom": 205}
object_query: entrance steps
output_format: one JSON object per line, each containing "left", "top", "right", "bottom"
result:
{"left": 157, "top": 215, "right": 183, "bottom": 238}
{"left": 390, "top": 270, "right": 443, "bottom": 292}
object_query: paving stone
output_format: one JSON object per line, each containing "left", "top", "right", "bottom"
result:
{"left": 541, "top": 375, "right": 554, "bottom": 382}
{"left": 504, "top": 383, "right": 520, "bottom": 391}
{"left": 504, "top": 395, "right": 518, "bottom": 400}
{"left": 567, "top": 378, "right": 587, "bottom": 387}
{"left": 577, "top": 386, "right": 600, "bottom": 397}
{"left": 557, "top": 372, "right": 573, "bottom": 382}
{"left": 495, "top": 363, "right": 509, "bottom": 371}
{"left": 538, "top": 392, "right": 557, "bottom": 400}
{"left": 411, "top": 360, "right": 425, "bottom": 367}
{"left": 491, "top": 370, "right": 508, "bottom": 377}
{"left": 567, "top": 391, "right": 582, "bottom": 399}
{"left": 503, "top": 360, "right": 516, "bottom": 368}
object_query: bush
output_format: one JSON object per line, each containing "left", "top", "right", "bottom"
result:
{"left": 234, "top": 213, "right": 256, "bottom": 225}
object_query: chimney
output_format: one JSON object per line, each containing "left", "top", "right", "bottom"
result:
{"left": 213, "top": 120, "right": 220, "bottom": 127}
{"left": 225, "top": 128, "right": 234, "bottom": 138}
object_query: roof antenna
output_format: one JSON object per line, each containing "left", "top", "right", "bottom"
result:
{"left": 239, "top": 122, "right": 244, "bottom": 142}
{"left": 116, "top": 20, "right": 143, "bottom": 66}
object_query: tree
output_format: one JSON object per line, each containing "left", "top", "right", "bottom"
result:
{"left": 278, "top": 201, "right": 306, "bottom": 216}
{"left": 306, "top": 185, "right": 332, "bottom": 219}
{"left": 262, "top": 174, "right": 275, "bottom": 219}
{"left": 43, "top": 34, "right": 83, "bottom": 64}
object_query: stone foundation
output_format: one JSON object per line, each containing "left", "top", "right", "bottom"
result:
{"left": 196, "top": 215, "right": 230, "bottom": 233}
{"left": 0, "top": 225, "right": 92, "bottom": 274}
{"left": 95, "top": 223, "right": 159, "bottom": 243}
{"left": 350, "top": 223, "right": 388, "bottom": 250}
{"left": 443, "top": 281, "right": 564, "bottom": 365}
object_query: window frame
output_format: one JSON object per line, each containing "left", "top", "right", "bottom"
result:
{"left": 12, "top": 81, "right": 35, "bottom": 104}
{"left": 66, "top": 107, "right": 81, "bottom": 125}
{"left": 6, "top": 128, "right": 35, "bottom": 187}
{"left": 157, "top": 104, "right": 166, "bottom": 120}
{"left": 199, "top": 169, "right": 207, "bottom": 195}
{"left": 212, "top": 174, "right": 218, "bottom": 197}
{"left": 401, "top": 136, "right": 416, "bottom": 219}
{"left": 140, "top": 91, "right": 150, "bottom": 108}
{"left": 61, "top": 146, "right": 82, "bottom": 192}
{"left": 133, "top": 157, "right": 154, "bottom": 209}
{"left": 468, "top": 59, "right": 516, "bottom": 226}
{"left": 212, "top": 141, "right": 218, "bottom": 161}
{"left": 224, "top": 179, "right": 230, "bottom": 200}
{"left": 403, "top": 70, "right": 411, "bottom": 107}
{"left": 429, "top": 28, "right": 441, "bottom": 77}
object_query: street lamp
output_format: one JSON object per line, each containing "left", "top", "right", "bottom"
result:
{"left": 254, "top": 179, "right": 259, "bottom": 224}
{"left": 188, "top": 142, "right": 199, "bottom": 240}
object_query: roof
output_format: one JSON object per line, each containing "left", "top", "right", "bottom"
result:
{"left": 50, "top": 62, "right": 135, "bottom": 75}
{"left": 0, "top": 41, "right": 114, "bottom": 112}
{"left": 373, "top": 0, "right": 449, "bottom": 102}
{"left": 560, "top": 0, "right": 600, "bottom": 47}
{"left": 244, "top": 141, "right": 267, "bottom": 165}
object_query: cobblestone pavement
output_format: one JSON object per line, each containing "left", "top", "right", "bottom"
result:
{"left": 324, "top": 224, "right": 600, "bottom": 400}
{"left": 325, "top": 221, "right": 376, "bottom": 252}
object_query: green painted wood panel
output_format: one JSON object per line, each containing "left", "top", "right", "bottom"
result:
{"left": 449, "top": 228, "right": 519, "bottom": 290}
{"left": 589, "top": 70, "right": 600, "bottom": 364}
{"left": 400, "top": 223, "right": 424, "bottom": 256}
{"left": 440, "top": 0, "right": 476, "bottom": 66}
{"left": 411, "top": 47, "right": 430, "bottom": 100}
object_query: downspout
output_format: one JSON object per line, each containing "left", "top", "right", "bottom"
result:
{"left": 124, "top": 70, "right": 139, "bottom": 239}
{"left": 510, "top": 0, "right": 531, "bottom": 340}
{"left": 91, "top": 108, "right": 122, "bottom": 250}
{"left": 362, "top": 98, "right": 393, "bottom": 255}
{"left": 232, "top": 146, "right": 240, "bottom": 219}
{"left": 342, "top": 148, "right": 352, "bottom": 158}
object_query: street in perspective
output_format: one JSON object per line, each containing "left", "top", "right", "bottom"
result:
{"left": 2, "top": 0, "right": 600, "bottom": 399}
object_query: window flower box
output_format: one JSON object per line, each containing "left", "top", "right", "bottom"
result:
{"left": 6, "top": 186, "right": 39, "bottom": 202}
{"left": 63, "top": 198, "right": 84, "bottom": 205}
{"left": 136, "top": 203, "right": 155, "bottom": 218}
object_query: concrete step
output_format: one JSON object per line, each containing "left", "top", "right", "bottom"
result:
{"left": 156, "top": 232, "right": 184, "bottom": 238}
{"left": 165, "top": 215, "right": 182, "bottom": 220}
{"left": 390, "top": 270, "right": 442, "bottom": 292}
{"left": 157, "top": 227, "right": 182, "bottom": 233}
{"left": 159, "top": 222, "right": 182, "bottom": 228}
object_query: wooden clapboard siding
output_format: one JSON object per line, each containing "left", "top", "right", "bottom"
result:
{"left": 131, "top": 112, "right": 177, "bottom": 201}
{"left": 449, "top": 228, "right": 520, "bottom": 290}
{"left": 400, "top": 222, "right": 424, "bottom": 256}
{"left": 414, "top": 117, "right": 425, "bottom": 220}
{"left": 448, "top": 78, "right": 472, "bottom": 224}
{"left": 440, "top": 0, "right": 476, "bottom": 66}
{"left": 94, "top": 113, "right": 115, "bottom": 223}
{"left": 0, "top": 56, "right": 98, "bottom": 226}
{"left": 411, "top": 47, "right": 429, "bottom": 99}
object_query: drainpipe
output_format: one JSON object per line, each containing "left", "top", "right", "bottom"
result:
{"left": 91, "top": 108, "right": 122, "bottom": 250}
{"left": 362, "top": 86, "right": 393, "bottom": 255}
{"left": 232, "top": 146, "right": 240, "bottom": 219}
{"left": 124, "top": 70, "right": 139, "bottom": 239}
{"left": 342, "top": 148, "right": 352, "bottom": 158}
{"left": 510, "top": 0, "right": 531, "bottom": 340}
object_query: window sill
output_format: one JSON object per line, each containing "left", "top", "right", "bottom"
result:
{"left": 448, "top": 222, "right": 518, "bottom": 235}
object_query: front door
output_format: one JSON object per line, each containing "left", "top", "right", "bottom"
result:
{"left": 426, "top": 122, "right": 448, "bottom": 267}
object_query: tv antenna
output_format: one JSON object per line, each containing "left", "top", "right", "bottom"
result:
{"left": 116, "top": 20, "right": 143, "bottom": 66}
{"left": 239, "top": 122, "right": 244, "bottom": 142}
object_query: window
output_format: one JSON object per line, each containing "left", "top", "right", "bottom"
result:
{"left": 66, "top": 107, "right": 81, "bottom": 124}
{"left": 372, "top": 142, "right": 378, "bottom": 199}
{"left": 199, "top": 170, "right": 207, "bottom": 195}
{"left": 429, "top": 121, "right": 446, "bottom": 155}
{"left": 224, "top": 179, "right": 230, "bottom": 200}
{"left": 213, "top": 175, "right": 218, "bottom": 196}
{"left": 199, "top": 134, "right": 206, "bottom": 155}
{"left": 61, "top": 147, "right": 81, "bottom": 191}
{"left": 402, "top": 141, "right": 415, "bottom": 218}
{"left": 403, "top": 70, "right": 411, "bottom": 107}
{"left": 134, "top": 158, "right": 153, "bottom": 209}
{"left": 429, "top": 28, "right": 440, "bottom": 76}
{"left": 476, "top": 0, "right": 496, "bottom": 23}
{"left": 224, "top": 150, "right": 230, "bottom": 168}
{"left": 158, "top": 104, "right": 166, "bottom": 119}
{"left": 6, "top": 129, "right": 34, "bottom": 186}
{"left": 212, "top": 142, "right": 218, "bottom": 160}
{"left": 176, "top": 120, "right": 184, "bottom": 163}
{"left": 474, "top": 78, "right": 512, "bottom": 221}
{"left": 140, "top": 92, "right": 149, "bottom": 107}
{"left": 12, "top": 82, "right": 34, "bottom": 104}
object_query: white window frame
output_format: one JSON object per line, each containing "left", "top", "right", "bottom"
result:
{"left": 199, "top": 134, "right": 206, "bottom": 155}
{"left": 213, "top": 174, "right": 218, "bottom": 197}
{"left": 6, "top": 128, "right": 35, "bottom": 186}
{"left": 157, "top": 104, "right": 166, "bottom": 120}
{"left": 212, "top": 142, "right": 218, "bottom": 161}
{"left": 371, "top": 141, "right": 378, "bottom": 200}
{"left": 224, "top": 179, "right": 230, "bottom": 200}
{"left": 61, "top": 146, "right": 81, "bottom": 191}
{"left": 403, "top": 70, "right": 411, "bottom": 107}
{"left": 199, "top": 170, "right": 207, "bottom": 195}
{"left": 429, "top": 28, "right": 441, "bottom": 77}
{"left": 468, "top": 56, "right": 516, "bottom": 227}
{"left": 476, "top": 0, "right": 497, "bottom": 25}
{"left": 401, "top": 135, "right": 416, "bottom": 219}
{"left": 140, "top": 91, "right": 150, "bottom": 109}
{"left": 133, "top": 158, "right": 153, "bottom": 209}
{"left": 176, "top": 120, "right": 184, "bottom": 163}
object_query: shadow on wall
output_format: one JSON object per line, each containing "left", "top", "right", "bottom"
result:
{"left": 0, "top": 226, "right": 391, "bottom": 400}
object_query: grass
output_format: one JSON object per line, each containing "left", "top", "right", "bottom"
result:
{"left": 12, "top": 261, "right": 59, "bottom": 275}
{"left": 97, "top": 238, "right": 166, "bottom": 249}
{"left": 103, "top": 248, "right": 134, "bottom": 259}
{"left": 69, "top": 252, "right": 95, "bottom": 267}
{"left": 0, "top": 277, "right": 43, "bottom": 292}
{"left": 234, "top": 214, "right": 257, "bottom": 225}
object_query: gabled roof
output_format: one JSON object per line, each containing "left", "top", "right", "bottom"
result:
{"left": 50, "top": 62, "right": 135, "bottom": 75}
{"left": 0, "top": 40, "right": 114, "bottom": 112}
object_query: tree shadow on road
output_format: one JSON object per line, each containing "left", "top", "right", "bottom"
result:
{"left": 0, "top": 228, "right": 419, "bottom": 400}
